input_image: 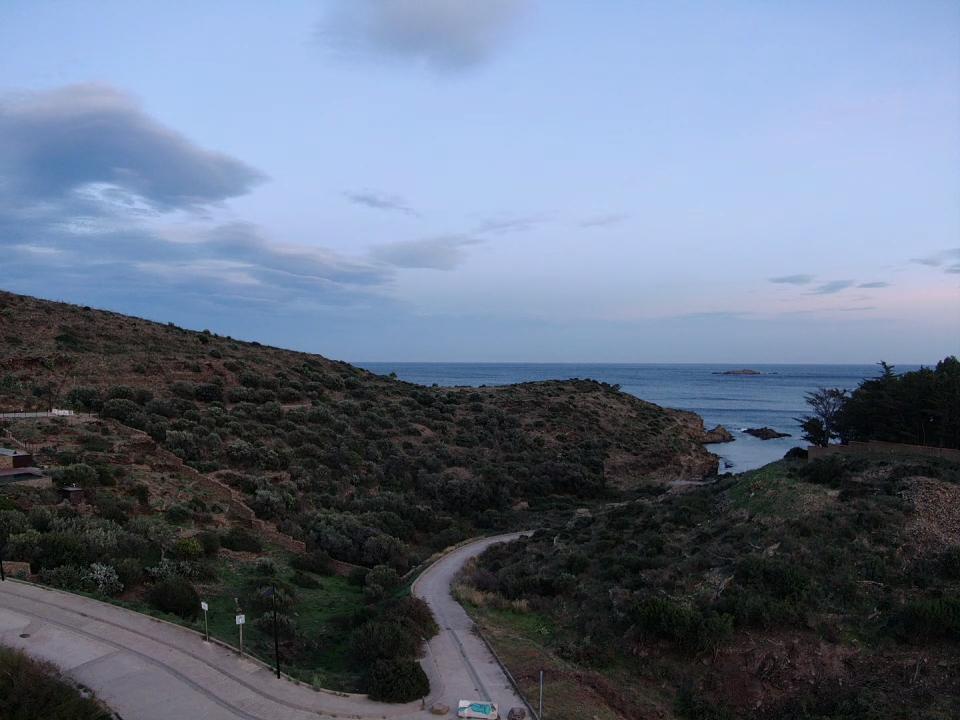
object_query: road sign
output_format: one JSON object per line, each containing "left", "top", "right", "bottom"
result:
{"left": 236, "top": 614, "right": 246, "bottom": 625}
{"left": 201, "top": 601, "right": 209, "bottom": 612}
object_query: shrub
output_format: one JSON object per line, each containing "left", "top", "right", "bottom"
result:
{"left": 255, "top": 558, "right": 276, "bottom": 576}
{"left": 172, "top": 537, "right": 203, "bottom": 560}
{"left": 196, "top": 531, "right": 221, "bottom": 557}
{"left": 352, "top": 621, "right": 420, "bottom": 664}
{"left": 148, "top": 578, "right": 200, "bottom": 619}
{"left": 0, "top": 645, "right": 112, "bottom": 720}
{"left": 54, "top": 463, "right": 97, "bottom": 488}
{"left": 66, "top": 386, "right": 103, "bottom": 411}
{"left": 131, "top": 483, "right": 150, "bottom": 506}
{"left": 364, "top": 564, "right": 401, "bottom": 602}
{"left": 101, "top": 398, "right": 146, "bottom": 427}
{"left": 290, "top": 550, "right": 333, "bottom": 576}
{"left": 166, "top": 505, "right": 191, "bottom": 524}
{"left": 291, "top": 570, "right": 321, "bottom": 588}
{"left": 83, "top": 563, "right": 123, "bottom": 596}
{"left": 394, "top": 597, "right": 439, "bottom": 639}
{"left": 221, "top": 527, "right": 263, "bottom": 552}
{"left": 366, "top": 659, "right": 430, "bottom": 702}
{"left": 252, "top": 612, "right": 297, "bottom": 640}
{"left": 115, "top": 558, "right": 145, "bottom": 588}
{"left": 891, "top": 597, "right": 960, "bottom": 641}
{"left": 39, "top": 565, "right": 85, "bottom": 591}
{"left": 194, "top": 383, "right": 223, "bottom": 402}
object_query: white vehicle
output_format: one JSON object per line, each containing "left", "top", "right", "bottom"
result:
{"left": 457, "top": 700, "right": 500, "bottom": 719}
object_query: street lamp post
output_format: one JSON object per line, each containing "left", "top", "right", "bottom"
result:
{"left": 270, "top": 584, "right": 281, "bottom": 679}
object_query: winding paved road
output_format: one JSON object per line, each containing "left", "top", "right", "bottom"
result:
{"left": 0, "top": 533, "right": 528, "bottom": 719}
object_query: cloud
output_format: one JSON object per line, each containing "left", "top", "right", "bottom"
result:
{"left": 808, "top": 280, "right": 854, "bottom": 295}
{"left": 769, "top": 274, "right": 815, "bottom": 285}
{"left": 474, "top": 214, "right": 541, "bottom": 235}
{"left": 319, "top": 0, "right": 529, "bottom": 71}
{"left": 910, "top": 249, "right": 960, "bottom": 271}
{"left": 671, "top": 311, "right": 751, "bottom": 321}
{"left": 0, "top": 84, "right": 265, "bottom": 211}
{"left": 371, "top": 234, "right": 480, "bottom": 270}
{"left": 858, "top": 281, "right": 890, "bottom": 288}
{"left": 0, "top": 85, "right": 389, "bottom": 309}
{"left": 344, "top": 189, "right": 419, "bottom": 217}
{"left": 578, "top": 213, "right": 628, "bottom": 229}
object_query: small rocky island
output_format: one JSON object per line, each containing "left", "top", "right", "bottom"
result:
{"left": 744, "top": 426, "right": 791, "bottom": 440}
{"left": 714, "top": 368, "right": 765, "bottom": 376}
{"left": 703, "top": 425, "right": 735, "bottom": 443}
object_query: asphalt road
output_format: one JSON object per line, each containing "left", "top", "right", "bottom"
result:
{"left": 0, "top": 532, "right": 528, "bottom": 719}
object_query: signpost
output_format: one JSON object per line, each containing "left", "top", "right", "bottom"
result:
{"left": 236, "top": 613, "right": 246, "bottom": 657}
{"left": 539, "top": 669, "right": 544, "bottom": 719}
{"left": 200, "top": 601, "right": 209, "bottom": 642}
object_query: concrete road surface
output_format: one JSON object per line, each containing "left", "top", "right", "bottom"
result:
{"left": 0, "top": 532, "right": 529, "bottom": 719}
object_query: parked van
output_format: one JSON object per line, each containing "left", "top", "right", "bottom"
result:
{"left": 457, "top": 700, "right": 500, "bottom": 719}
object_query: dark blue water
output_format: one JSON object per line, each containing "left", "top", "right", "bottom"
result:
{"left": 356, "top": 363, "right": 921, "bottom": 472}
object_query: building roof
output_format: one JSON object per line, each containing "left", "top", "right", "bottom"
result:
{"left": 0, "top": 448, "right": 30, "bottom": 457}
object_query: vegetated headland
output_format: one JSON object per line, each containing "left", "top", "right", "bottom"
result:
{"left": 0, "top": 289, "right": 716, "bottom": 699}
{"left": 1, "top": 288, "right": 957, "bottom": 717}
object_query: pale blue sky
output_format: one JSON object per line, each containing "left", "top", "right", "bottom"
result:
{"left": 1, "top": 1, "right": 958, "bottom": 362}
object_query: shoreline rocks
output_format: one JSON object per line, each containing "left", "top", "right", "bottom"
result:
{"left": 704, "top": 425, "right": 735, "bottom": 443}
{"left": 745, "top": 427, "right": 791, "bottom": 440}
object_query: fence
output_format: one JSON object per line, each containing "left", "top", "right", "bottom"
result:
{"left": 808, "top": 440, "right": 960, "bottom": 464}
{"left": 0, "top": 410, "right": 85, "bottom": 419}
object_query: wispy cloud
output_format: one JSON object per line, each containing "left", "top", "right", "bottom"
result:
{"left": 808, "top": 280, "right": 854, "bottom": 295}
{"left": 578, "top": 213, "right": 628, "bottom": 229}
{"left": 910, "top": 249, "right": 960, "bottom": 271}
{"left": 474, "top": 215, "right": 542, "bottom": 235}
{"left": 318, "top": 0, "right": 530, "bottom": 72}
{"left": 769, "top": 274, "right": 815, "bottom": 285}
{"left": 858, "top": 281, "right": 890, "bottom": 288}
{"left": 344, "top": 189, "right": 419, "bottom": 217}
{"left": 371, "top": 234, "right": 480, "bottom": 270}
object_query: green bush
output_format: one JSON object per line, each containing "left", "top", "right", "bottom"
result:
{"left": 891, "top": 597, "right": 960, "bottom": 641}
{"left": 0, "top": 644, "right": 112, "bottom": 720}
{"left": 291, "top": 569, "right": 320, "bottom": 588}
{"left": 290, "top": 550, "right": 333, "bottom": 576}
{"left": 351, "top": 621, "right": 420, "bottom": 664}
{"left": 54, "top": 463, "right": 97, "bottom": 488}
{"left": 165, "top": 505, "right": 191, "bottom": 524}
{"left": 148, "top": 578, "right": 200, "bottom": 619}
{"left": 196, "top": 531, "right": 221, "bottom": 557}
{"left": 38, "top": 565, "right": 85, "bottom": 591}
{"left": 220, "top": 527, "right": 263, "bottom": 552}
{"left": 172, "top": 537, "right": 203, "bottom": 560}
{"left": 366, "top": 658, "right": 430, "bottom": 702}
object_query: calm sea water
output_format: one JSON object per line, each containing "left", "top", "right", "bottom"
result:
{"left": 356, "top": 363, "right": 922, "bottom": 472}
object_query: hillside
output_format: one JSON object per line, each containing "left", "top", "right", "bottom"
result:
{"left": 460, "top": 455, "right": 960, "bottom": 719}
{"left": 0, "top": 288, "right": 719, "bottom": 695}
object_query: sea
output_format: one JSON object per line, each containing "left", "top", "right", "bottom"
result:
{"left": 354, "top": 363, "right": 922, "bottom": 473}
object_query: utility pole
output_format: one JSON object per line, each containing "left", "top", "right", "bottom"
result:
{"left": 0, "top": 542, "right": 6, "bottom": 582}
{"left": 272, "top": 584, "right": 281, "bottom": 679}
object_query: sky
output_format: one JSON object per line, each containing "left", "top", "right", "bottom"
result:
{"left": 1, "top": 0, "right": 958, "bottom": 363}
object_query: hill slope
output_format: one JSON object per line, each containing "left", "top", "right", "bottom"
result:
{"left": 461, "top": 455, "right": 960, "bottom": 719}
{"left": 0, "top": 288, "right": 718, "bottom": 568}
